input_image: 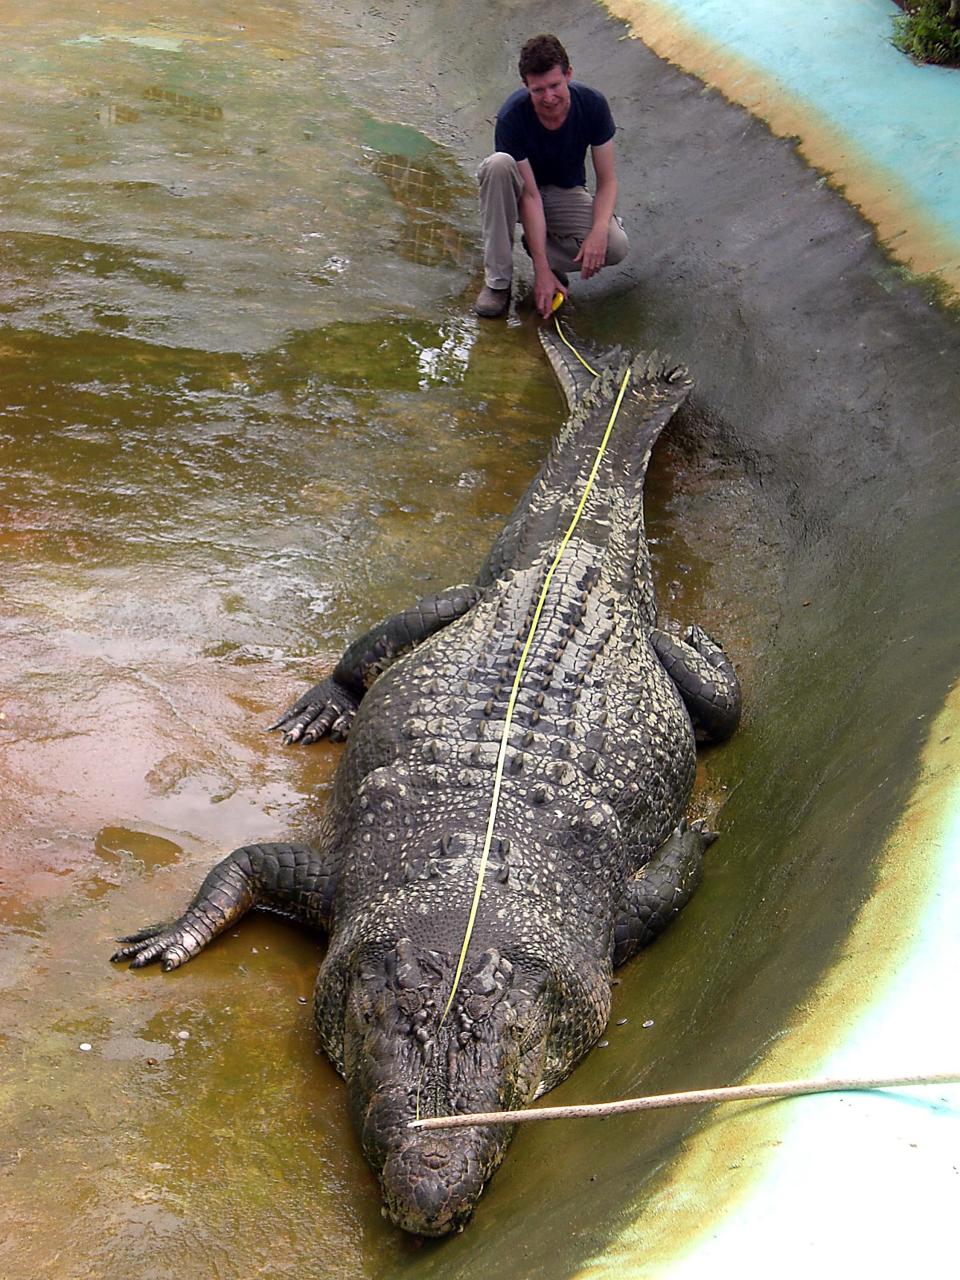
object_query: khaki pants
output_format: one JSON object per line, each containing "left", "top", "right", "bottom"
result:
{"left": 477, "top": 151, "right": 629, "bottom": 289}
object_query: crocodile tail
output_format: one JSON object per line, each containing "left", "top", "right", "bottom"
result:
{"left": 539, "top": 323, "right": 690, "bottom": 408}
{"left": 616, "top": 348, "right": 694, "bottom": 472}
{"left": 539, "top": 325, "right": 692, "bottom": 475}
{"left": 476, "top": 329, "right": 692, "bottom": 585}
{"left": 537, "top": 323, "right": 604, "bottom": 414}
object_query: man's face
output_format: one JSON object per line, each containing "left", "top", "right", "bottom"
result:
{"left": 524, "top": 64, "right": 573, "bottom": 128}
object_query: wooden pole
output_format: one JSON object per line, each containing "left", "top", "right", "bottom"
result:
{"left": 408, "top": 1071, "right": 960, "bottom": 1131}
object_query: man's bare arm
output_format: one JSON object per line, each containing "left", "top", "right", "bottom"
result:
{"left": 576, "top": 140, "right": 618, "bottom": 279}
{"left": 517, "top": 157, "right": 568, "bottom": 317}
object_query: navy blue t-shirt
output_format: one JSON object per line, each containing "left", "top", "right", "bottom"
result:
{"left": 494, "top": 82, "right": 616, "bottom": 189}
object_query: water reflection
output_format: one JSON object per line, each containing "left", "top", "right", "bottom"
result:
{"left": 371, "top": 151, "right": 475, "bottom": 268}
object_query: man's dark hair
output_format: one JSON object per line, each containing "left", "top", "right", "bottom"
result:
{"left": 518, "top": 34, "right": 570, "bottom": 82}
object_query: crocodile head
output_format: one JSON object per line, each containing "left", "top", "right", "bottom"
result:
{"left": 342, "top": 938, "right": 553, "bottom": 1235}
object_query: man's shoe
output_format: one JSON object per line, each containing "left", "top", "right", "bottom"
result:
{"left": 475, "top": 285, "right": 510, "bottom": 318}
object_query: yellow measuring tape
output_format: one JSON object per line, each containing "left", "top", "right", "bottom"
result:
{"left": 438, "top": 315, "right": 630, "bottom": 1025}
{"left": 550, "top": 301, "right": 600, "bottom": 377}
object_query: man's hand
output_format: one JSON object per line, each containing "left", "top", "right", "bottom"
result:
{"left": 575, "top": 225, "right": 610, "bottom": 280}
{"left": 534, "top": 266, "right": 568, "bottom": 318}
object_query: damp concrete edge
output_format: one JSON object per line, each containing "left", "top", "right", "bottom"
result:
{"left": 575, "top": 681, "right": 960, "bottom": 1278}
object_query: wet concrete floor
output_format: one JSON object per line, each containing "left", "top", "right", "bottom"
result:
{"left": 0, "top": 4, "right": 774, "bottom": 1276}
{"left": 2, "top": 2, "right": 958, "bottom": 1278}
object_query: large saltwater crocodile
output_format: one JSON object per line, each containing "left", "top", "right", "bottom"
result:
{"left": 113, "top": 327, "right": 741, "bottom": 1236}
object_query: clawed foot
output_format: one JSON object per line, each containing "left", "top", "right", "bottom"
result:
{"left": 683, "top": 816, "right": 719, "bottom": 848}
{"left": 268, "top": 677, "right": 360, "bottom": 745}
{"left": 681, "top": 623, "right": 722, "bottom": 654}
{"left": 111, "top": 919, "right": 205, "bottom": 970}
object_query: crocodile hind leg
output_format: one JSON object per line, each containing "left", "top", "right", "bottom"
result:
{"left": 111, "top": 841, "right": 337, "bottom": 971}
{"left": 612, "top": 820, "right": 717, "bottom": 967}
{"left": 271, "top": 583, "right": 480, "bottom": 745}
{"left": 650, "top": 624, "right": 741, "bottom": 743}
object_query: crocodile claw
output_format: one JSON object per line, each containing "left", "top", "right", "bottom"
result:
{"left": 268, "top": 677, "right": 360, "bottom": 746}
{"left": 690, "top": 817, "right": 718, "bottom": 843}
{"left": 111, "top": 920, "right": 203, "bottom": 970}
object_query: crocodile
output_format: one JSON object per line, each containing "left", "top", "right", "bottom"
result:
{"left": 112, "top": 326, "right": 741, "bottom": 1236}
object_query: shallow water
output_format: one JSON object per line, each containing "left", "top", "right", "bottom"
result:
{"left": 0, "top": 5, "right": 776, "bottom": 1276}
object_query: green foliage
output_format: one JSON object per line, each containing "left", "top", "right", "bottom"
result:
{"left": 893, "top": 1, "right": 960, "bottom": 66}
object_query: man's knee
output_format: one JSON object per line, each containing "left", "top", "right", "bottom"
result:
{"left": 478, "top": 151, "right": 521, "bottom": 189}
{"left": 606, "top": 216, "right": 629, "bottom": 266}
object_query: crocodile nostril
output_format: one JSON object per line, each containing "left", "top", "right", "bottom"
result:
{"left": 381, "top": 1139, "right": 480, "bottom": 1235}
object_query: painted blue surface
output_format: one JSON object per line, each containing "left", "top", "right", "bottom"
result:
{"left": 654, "top": 0, "right": 960, "bottom": 258}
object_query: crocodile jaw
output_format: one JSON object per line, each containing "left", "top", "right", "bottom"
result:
{"left": 342, "top": 940, "right": 551, "bottom": 1235}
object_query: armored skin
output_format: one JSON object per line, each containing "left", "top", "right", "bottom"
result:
{"left": 113, "top": 327, "right": 741, "bottom": 1236}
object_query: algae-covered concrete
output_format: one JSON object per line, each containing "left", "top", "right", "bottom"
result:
{"left": 2, "top": 1, "right": 958, "bottom": 1277}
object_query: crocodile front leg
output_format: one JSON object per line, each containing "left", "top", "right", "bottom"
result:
{"left": 271, "top": 584, "right": 480, "bottom": 745}
{"left": 111, "top": 841, "right": 336, "bottom": 970}
{"left": 612, "top": 820, "right": 717, "bottom": 967}
{"left": 650, "top": 624, "right": 741, "bottom": 743}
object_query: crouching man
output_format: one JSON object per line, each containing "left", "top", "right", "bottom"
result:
{"left": 476, "top": 33, "right": 629, "bottom": 320}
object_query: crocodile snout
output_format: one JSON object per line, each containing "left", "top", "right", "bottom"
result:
{"left": 381, "top": 1134, "right": 483, "bottom": 1236}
